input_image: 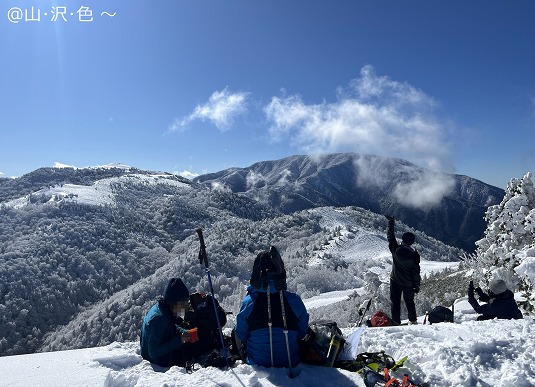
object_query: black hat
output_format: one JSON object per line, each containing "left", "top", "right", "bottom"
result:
{"left": 163, "top": 278, "right": 190, "bottom": 303}
{"left": 402, "top": 232, "right": 416, "bottom": 245}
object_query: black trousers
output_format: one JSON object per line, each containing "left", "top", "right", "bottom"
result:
{"left": 390, "top": 280, "right": 417, "bottom": 324}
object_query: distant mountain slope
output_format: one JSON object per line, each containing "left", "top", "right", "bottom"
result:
{"left": 194, "top": 153, "right": 504, "bottom": 251}
{"left": 0, "top": 165, "right": 184, "bottom": 203}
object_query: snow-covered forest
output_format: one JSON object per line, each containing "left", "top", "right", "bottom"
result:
{"left": 0, "top": 157, "right": 533, "bottom": 365}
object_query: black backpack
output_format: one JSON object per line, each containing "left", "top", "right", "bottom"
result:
{"left": 250, "top": 246, "right": 286, "bottom": 291}
{"left": 188, "top": 292, "right": 227, "bottom": 332}
{"left": 299, "top": 319, "right": 345, "bottom": 366}
{"left": 426, "top": 306, "right": 454, "bottom": 324}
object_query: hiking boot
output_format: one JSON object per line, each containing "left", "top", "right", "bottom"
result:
{"left": 409, "top": 320, "right": 418, "bottom": 325}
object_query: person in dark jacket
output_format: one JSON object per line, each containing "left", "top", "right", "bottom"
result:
{"left": 140, "top": 278, "right": 199, "bottom": 367}
{"left": 468, "top": 279, "right": 523, "bottom": 321}
{"left": 234, "top": 247, "right": 309, "bottom": 368}
{"left": 386, "top": 215, "right": 421, "bottom": 325}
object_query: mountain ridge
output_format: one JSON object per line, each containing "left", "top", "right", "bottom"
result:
{"left": 193, "top": 153, "right": 503, "bottom": 251}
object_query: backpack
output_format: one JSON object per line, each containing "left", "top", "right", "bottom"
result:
{"left": 299, "top": 319, "right": 345, "bottom": 366}
{"left": 187, "top": 292, "right": 227, "bottom": 332}
{"left": 425, "top": 306, "right": 453, "bottom": 324}
{"left": 366, "top": 310, "right": 393, "bottom": 327}
{"left": 250, "top": 246, "right": 286, "bottom": 290}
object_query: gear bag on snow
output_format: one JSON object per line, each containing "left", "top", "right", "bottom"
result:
{"left": 424, "top": 305, "right": 453, "bottom": 324}
{"left": 336, "top": 351, "right": 403, "bottom": 373}
{"left": 336, "top": 351, "right": 429, "bottom": 387}
{"left": 362, "top": 368, "right": 429, "bottom": 387}
{"left": 299, "top": 319, "right": 346, "bottom": 366}
{"left": 366, "top": 310, "right": 393, "bottom": 327}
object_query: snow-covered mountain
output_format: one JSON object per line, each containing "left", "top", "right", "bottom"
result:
{"left": 194, "top": 153, "right": 504, "bottom": 251}
{"left": 0, "top": 157, "right": 465, "bottom": 357}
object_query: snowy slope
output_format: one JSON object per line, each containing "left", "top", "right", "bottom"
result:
{"left": 1, "top": 300, "right": 533, "bottom": 387}
{"left": 307, "top": 207, "right": 460, "bottom": 274}
{"left": 3, "top": 173, "right": 192, "bottom": 209}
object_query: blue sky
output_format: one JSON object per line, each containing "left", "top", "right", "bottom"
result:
{"left": 0, "top": 0, "right": 534, "bottom": 189}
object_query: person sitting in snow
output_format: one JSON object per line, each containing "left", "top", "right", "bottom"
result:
{"left": 385, "top": 215, "right": 421, "bottom": 325}
{"left": 140, "top": 278, "right": 200, "bottom": 367}
{"left": 234, "top": 246, "right": 309, "bottom": 368}
{"left": 468, "top": 279, "right": 523, "bottom": 321}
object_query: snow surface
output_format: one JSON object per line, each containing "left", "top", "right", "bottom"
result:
{"left": 1, "top": 296, "right": 533, "bottom": 387}
{"left": 303, "top": 289, "right": 357, "bottom": 310}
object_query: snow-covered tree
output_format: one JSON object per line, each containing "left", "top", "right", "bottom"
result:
{"left": 474, "top": 172, "right": 535, "bottom": 311}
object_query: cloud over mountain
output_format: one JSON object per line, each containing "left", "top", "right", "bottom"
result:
{"left": 264, "top": 65, "right": 449, "bottom": 172}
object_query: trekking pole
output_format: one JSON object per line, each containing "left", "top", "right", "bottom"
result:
{"left": 358, "top": 297, "right": 373, "bottom": 327}
{"left": 279, "top": 290, "right": 295, "bottom": 378}
{"left": 196, "top": 228, "right": 229, "bottom": 367}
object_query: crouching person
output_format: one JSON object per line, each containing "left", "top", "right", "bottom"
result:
{"left": 140, "top": 278, "right": 199, "bottom": 367}
{"left": 468, "top": 279, "right": 523, "bottom": 321}
{"left": 234, "top": 246, "right": 309, "bottom": 367}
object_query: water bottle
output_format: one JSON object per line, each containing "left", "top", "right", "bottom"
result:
{"left": 325, "top": 333, "right": 341, "bottom": 367}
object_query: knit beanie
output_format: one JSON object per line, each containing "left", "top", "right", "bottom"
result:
{"left": 489, "top": 279, "right": 508, "bottom": 295}
{"left": 163, "top": 278, "right": 190, "bottom": 303}
{"left": 402, "top": 232, "right": 416, "bottom": 245}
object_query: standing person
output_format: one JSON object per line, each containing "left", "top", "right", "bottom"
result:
{"left": 385, "top": 215, "right": 421, "bottom": 325}
{"left": 468, "top": 279, "right": 523, "bottom": 320}
{"left": 140, "top": 278, "right": 199, "bottom": 367}
{"left": 234, "top": 246, "right": 309, "bottom": 368}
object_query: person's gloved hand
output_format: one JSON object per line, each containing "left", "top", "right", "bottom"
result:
{"left": 385, "top": 215, "right": 395, "bottom": 222}
{"left": 475, "top": 287, "right": 485, "bottom": 298}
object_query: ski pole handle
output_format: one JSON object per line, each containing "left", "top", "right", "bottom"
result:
{"left": 196, "top": 228, "right": 209, "bottom": 267}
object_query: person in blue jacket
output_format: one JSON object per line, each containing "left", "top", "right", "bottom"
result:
{"left": 140, "top": 278, "right": 199, "bottom": 367}
{"left": 234, "top": 247, "right": 309, "bottom": 368}
{"left": 468, "top": 279, "right": 523, "bottom": 321}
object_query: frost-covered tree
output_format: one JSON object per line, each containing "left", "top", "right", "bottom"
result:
{"left": 474, "top": 172, "right": 535, "bottom": 311}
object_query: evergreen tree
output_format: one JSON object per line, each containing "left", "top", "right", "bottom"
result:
{"left": 475, "top": 172, "right": 535, "bottom": 311}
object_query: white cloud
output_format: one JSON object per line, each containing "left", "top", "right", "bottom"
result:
{"left": 393, "top": 169, "right": 455, "bottom": 209}
{"left": 353, "top": 155, "right": 455, "bottom": 209}
{"left": 246, "top": 171, "right": 266, "bottom": 189}
{"left": 264, "top": 65, "right": 449, "bottom": 172}
{"left": 176, "top": 170, "right": 199, "bottom": 180}
{"left": 169, "top": 87, "right": 250, "bottom": 132}
{"left": 0, "top": 171, "right": 4, "bottom": 176}
{"left": 276, "top": 168, "right": 294, "bottom": 187}
{"left": 210, "top": 181, "right": 232, "bottom": 193}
